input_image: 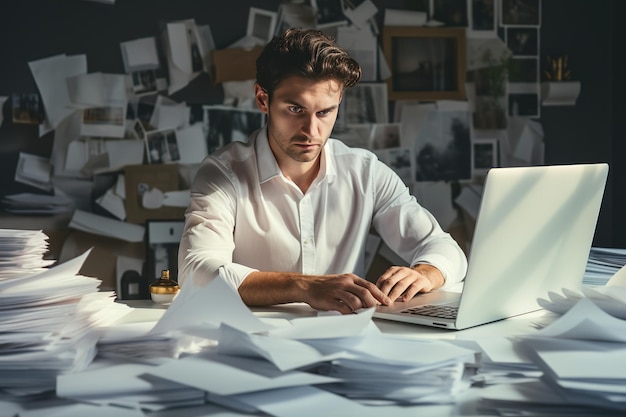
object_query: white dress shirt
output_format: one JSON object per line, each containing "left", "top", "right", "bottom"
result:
{"left": 178, "top": 127, "right": 467, "bottom": 289}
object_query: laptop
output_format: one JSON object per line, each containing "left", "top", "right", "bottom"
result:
{"left": 374, "top": 163, "right": 609, "bottom": 330}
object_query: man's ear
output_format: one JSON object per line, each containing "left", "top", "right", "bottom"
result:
{"left": 254, "top": 84, "right": 269, "bottom": 113}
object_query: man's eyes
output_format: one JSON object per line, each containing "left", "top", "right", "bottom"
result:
{"left": 288, "top": 106, "right": 303, "bottom": 113}
{"left": 287, "top": 106, "right": 332, "bottom": 116}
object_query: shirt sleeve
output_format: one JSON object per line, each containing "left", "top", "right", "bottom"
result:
{"left": 370, "top": 160, "right": 468, "bottom": 289}
{"left": 177, "top": 157, "right": 256, "bottom": 288}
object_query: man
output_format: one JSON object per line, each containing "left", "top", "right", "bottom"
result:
{"left": 178, "top": 28, "right": 467, "bottom": 314}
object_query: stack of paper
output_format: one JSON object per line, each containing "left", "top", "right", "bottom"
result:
{"left": 450, "top": 338, "right": 541, "bottom": 387}
{"left": 538, "top": 261, "right": 626, "bottom": 318}
{"left": 480, "top": 298, "right": 626, "bottom": 415}
{"left": 0, "top": 235, "right": 132, "bottom": 398}
{"left": 1, "top": 192, "right": 74, "bottom": 215}
{"left": 583, "top": 247, "right": 626, "bottom": 286}
{"left": 0, "top": 229, "right": 54, "bottom": 274}
{"left": 58, "top": 275, "right": 479, "bottom": 414}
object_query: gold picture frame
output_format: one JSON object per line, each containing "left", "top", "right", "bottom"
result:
{"left": 383, "top": 27, "right": 466, "bottom": 101}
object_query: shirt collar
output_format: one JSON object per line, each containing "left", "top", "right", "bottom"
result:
{"left": 256, "top": 127, "right": 282, "bottom": 184}
{"left": 255, "top": 126, "right": 337, "bottom": 185}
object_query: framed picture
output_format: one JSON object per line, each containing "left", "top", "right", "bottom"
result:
{"left": 383, "top": 27, "right": 466, "bottom": 101}
{"left": 431, "top": 0, "right": 468, "bottom": 27}
{"left": 472, "top": 138, "right": 499, "bottom": 176}
{"left": 508, "top": 57, "right": 538, "bottom": 83}
{"left": 311, "top": 0, "right": 347, "bottom": 28}
{"left": 145, "top": 129, "right": 181, "bottom": 164}
{"left": 247, "top": 7, "right": 278, "bottom": 44}
{"left": 468, "top": 0, "right": 496, "bottom": 37}
{"left": 506, "top": 27, "right": 539, "bottom": 57}
{"left": 501, "top": 0, "right": 541, "bottom": 26}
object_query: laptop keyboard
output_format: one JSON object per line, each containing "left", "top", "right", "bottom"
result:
{"left": 401, "top": 304, "right": 458, "bottom": 319}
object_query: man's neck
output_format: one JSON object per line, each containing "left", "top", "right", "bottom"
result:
{"left": 281, "top": 158, "right": 320, "bottom": 194}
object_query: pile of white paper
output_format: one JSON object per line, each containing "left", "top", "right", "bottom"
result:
{"left": 57, "top": 275, "right": 479, "bottom": 415}
{"left": 0, "top": 234, "right": 132, "bottom": 397}
{"left": 0, "top": 229, "right": 54, "bottom": 275}
{"left": 538, "top": 261, "right": 626, "bottom": 318}
{"left": 480, "top": 297, "right": 626, "bottom": 415}
{"left": 583, "top": 247, "right": 626, "bottom": 286}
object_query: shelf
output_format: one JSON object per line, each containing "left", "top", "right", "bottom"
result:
{"left": 541, "top": 81, "right": 581, "bottom": 106}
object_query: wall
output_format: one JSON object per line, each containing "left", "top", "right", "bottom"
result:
{"left": 540, "top": 0, "right": 618, "bottom": 247}
{"left": 0, "top": 0, "right": 621, "bottom": 247}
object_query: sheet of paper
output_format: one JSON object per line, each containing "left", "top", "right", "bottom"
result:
{"left": 148, "top": 353, "right": 338, "bottom": 396}
{"left": 384, "top": 8, "right": 427, "bottom": 26}
{"left": 96, "top": 188, "right": 126, "bottom": 220}
{"left": 607, "top": 263, "right": 626, "bottom": 286}
{"left": 14, "top": 152, "right": 53, "bottom": 191}
{"left": 121, "top": 37, "right": 160, "bottom": 72}
{"left": 343, "top": 0, "right": 378, "bottom": 29}
{"left": 66, "top": 72, "right": 128, "bottom": 108}
{"left": 28, "top": 54, "right": 87, "bottom": 128}
{"left": 176, "top": 123, "right": 208, "bottom": 164}
{"left": 213, "top": 323, "right": 347, "bottom": 372}
{"left": 57, "top": 361, "right": 181, "bottom": 398}
{"left": 532, "top": 297, "right": 626, "bottom": 342}
{"left": 232, "top": 385, "right": 381, "bottom": 417}
{"left": 149, "top": 274, "right": 273, "bottom": 336}
{"left": 265, "top": 308, "right": 375, "bottom": 339}
{"left": 336, "top": 26, "right": 377, "bottom": 82}
{"left": 99, "top": 139, "right": 144, "bottom": 173}
{"left": 69, "top": 209, "right": 145, "bottom": 243}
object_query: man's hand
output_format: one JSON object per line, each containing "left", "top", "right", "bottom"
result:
{"left": 301, "top": 274, "right": 392, "bottom": 314}
{"left": 375, "top": 264, "right": 445, "bottom": 303}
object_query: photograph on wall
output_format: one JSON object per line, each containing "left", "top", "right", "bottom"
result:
{"left": 311, "top": 0, "right": 347, "bottom": 28}
{"left": 469, "top": 0, "right": 496, "bottom": 37}
{"left": 411, "top": 108, "right": 472, "bottom": 182}
{"left": 203, "top": 105, "right": 266, "bottom": 153}
{"left": 335, "top": 83, "right": 388, "bottom": 132}
{"left": 81, "top": 105, "right": 126, "bottom": 138}
{"left": 375, "top": 147, "right": 414, "bottom": 186}
{"left": 247, "top": 7, "right": 278, "bottom": 44}
{"left": 501, "top": 0, "right": 541, "bottom": 26}
{"left": 508, "top": 92, "right": 540, "bottom": 118}
{"left": 431, "top": 0, "right": 468, "bottom": 27}
{"left": 472, "top": 138, "right": 499, "bottom": 176}
{"left": 12, "top": 93, "right": 44, "bottom": 125}
{"left": 131, "top": 69, "right": 158, "bottom": 96}
{"left": 145, "top": 129, "right": 180, "bottom": 164}
{"left": 508, "top": 57, "right": 538, "bottom": 83}
{"left": 383, "top": 27, "right": 466, "bottom": 101}
{"left": 369, "top": 123, "right": 401, "bottom": 150}
{"left": 332, "top": 124, "right": 372, "bottom": 149}
{"left": 506, "top": 27, "right": 539, "bottom": 57}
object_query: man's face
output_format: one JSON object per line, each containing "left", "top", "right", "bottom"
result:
{"left": 255, "top": 76, "right": 342, "bottom": 166}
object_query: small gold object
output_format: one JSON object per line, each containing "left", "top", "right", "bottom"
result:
{"left": 544, "top": 55, "right": 572, "bottom": 81}
{"left": 149, "top": 269, "right": 179, "bottom": 304}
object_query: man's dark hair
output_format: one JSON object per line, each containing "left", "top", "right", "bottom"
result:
{"left": 256, "top": 28, "right": 362, "bottom": 98}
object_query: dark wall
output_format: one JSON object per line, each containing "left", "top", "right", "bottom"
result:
{"left": 539, "top": 0, "right": 618, "bottom": 247}
{"left": 0, "top": 0, "right": 621, "bottom": 246}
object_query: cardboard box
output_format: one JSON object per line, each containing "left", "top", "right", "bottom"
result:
{"left": 211, "top": 46, "right": 263, "bottom": 83}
